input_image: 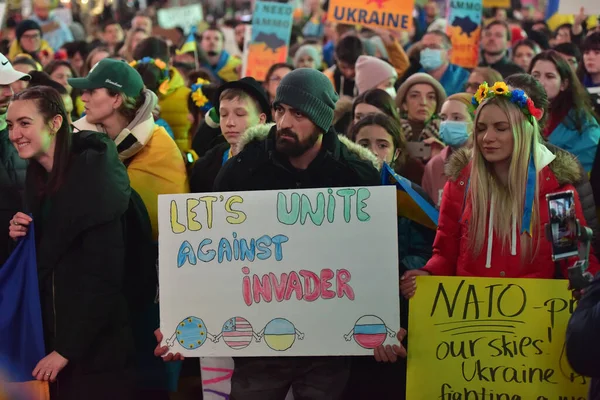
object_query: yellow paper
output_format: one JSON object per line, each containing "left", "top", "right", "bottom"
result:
{"left": 407, "top": 276, "right": 589, "bottom": 400}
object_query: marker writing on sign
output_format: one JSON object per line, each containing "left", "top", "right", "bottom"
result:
{"left": 241, "top": 266, "right": 354, "bottom": 306}
{"left": 170, "top": 195, "right": 246, "bottom": 234}
{"left": 177, "top": 233, "right": 289, "bottom": 267}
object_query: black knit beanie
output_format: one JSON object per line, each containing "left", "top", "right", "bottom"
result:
{"left": 16, "top": 20, "right": 42, "bottom": 43}
{"left": 274, "top": 68, "right": 339, "bottom": 133}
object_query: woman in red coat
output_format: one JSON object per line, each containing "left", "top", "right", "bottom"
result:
{"left": 401, "top": 82, "right": 600, "bottom": 298}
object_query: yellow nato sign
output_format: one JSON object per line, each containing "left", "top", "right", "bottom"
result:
{"left": 407, "top": 276, "right": 589, "bottom": 400}
{"left": 327, "top": 0, "right": 414, "bottom": 31}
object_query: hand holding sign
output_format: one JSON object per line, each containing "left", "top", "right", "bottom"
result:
{"left": 373, "top": 328, "right": 407, "bottom": 363}
{"left": 400, "top": 269, "right": 430, "bottom": 299}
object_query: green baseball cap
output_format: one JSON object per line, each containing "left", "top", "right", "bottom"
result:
{"left": 68, "top": 58, "right": 144, "bottom": 97}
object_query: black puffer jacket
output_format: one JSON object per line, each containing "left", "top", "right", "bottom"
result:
{"left": 25, "top": 131, "right": 133, "bottom": 400}
{"left": 214, "top": 124, "right": 380, "bottom": 191}
{"left": 0, "top": 127, "right": 27, "bottom": 265}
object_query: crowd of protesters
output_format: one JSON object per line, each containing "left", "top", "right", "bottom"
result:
{"left": 2, "top": 0, "right": 600, "bottom": 399}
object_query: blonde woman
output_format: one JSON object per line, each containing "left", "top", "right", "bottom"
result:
{"left": 401, "top": 82, "right": 600, "bottom": 298}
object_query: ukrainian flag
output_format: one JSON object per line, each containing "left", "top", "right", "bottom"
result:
{"left": 545, "top": 0, "right": 598, "bottom": 32}
{"left": 382, "top": 163, "right": 439, "bottom": 230}
{"left": 0, "top": 221, "right": 49, "bottom": 399}
{"left": 176, "top": 27, "right": 197, "bottom": 55}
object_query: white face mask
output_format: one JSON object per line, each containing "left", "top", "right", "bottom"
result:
{"left": 385, "top": 87, "right": 397, "bottom": 99}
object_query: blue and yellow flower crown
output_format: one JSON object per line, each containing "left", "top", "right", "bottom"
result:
{"left": 190, "top": 78, "right": 213, "bottom": 113}
{"left": 471, "top": 82, "right": 543, "bottom": 124}
{"left": 129, "top": 57, "right": 170, "bottom": 95}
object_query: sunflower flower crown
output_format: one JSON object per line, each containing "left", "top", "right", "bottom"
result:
{"left": 129, "top": 57, "right": 170, "bottom": 95}
{"left": 190, "top": 78, "right": 212, "bottom": 112}
{"left": 471, "top": 82, "right": 543, "bottom": 124}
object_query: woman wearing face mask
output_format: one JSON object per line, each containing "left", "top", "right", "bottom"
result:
{"left": 351, "top": 113, "right": 425, "bottom": 184}
{"left": 395, "top": 73, "right": 446, "bottom": 160}
{"left": 530, "top": 50, "right": 600, "bottom": 173}
{"left": 7, "top": 86, "right": 133, "bottom": 398}
{"left": 421, "top": 93, "right": 473, "bottom": 207}
{"left": 354, "top": 55, "right": 398, "bottom": 98}
{"left": 44, "top": 60, "right": 85, "bottom": 120}
{"left": 401, "top": 82, "right": 600, "bottom": 299}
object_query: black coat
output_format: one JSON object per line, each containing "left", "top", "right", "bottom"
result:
{"left": 25, "top": 131, "right": 134, "bottom": 400}
{"left": 566, "top": 274, "right": 600, "bottom": 400}
{"left": 190, "top": 142, "right": 229, "bottom": 193}
{"left": 191, "top": 119, "right": 226, "bottom": 158}
{"left": 214, "top": 124, "right": 380, "bottom": 192}
{"left": 0, "top": 127, "right": 27, "bottom": 265}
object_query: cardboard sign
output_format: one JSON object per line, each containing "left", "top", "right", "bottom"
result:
{"left": 407, "top": 276, "right": 589, "bottom": 400}
{"left": 446, "top": 0, "right": 483, "bottom": 69}
{"left": 158, "top": 187, "right": 400, "bottom": 357}
{"left": 242, "top": 1, "right": 294, "bottom": 82}
{"left": 157, "top": 4, "right": 203, "bottom": 34}
{"left": 327, "top": 0, "right": 414, "bottom": 31}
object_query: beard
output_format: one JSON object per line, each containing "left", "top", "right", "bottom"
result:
{"left": 275, "top": 128, "right": 320, "bottom": 158}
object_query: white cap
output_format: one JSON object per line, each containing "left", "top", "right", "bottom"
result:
{"left": 0, "top": 53, "right": 31, "bottom": 85}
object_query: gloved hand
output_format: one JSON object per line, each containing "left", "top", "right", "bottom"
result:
{"left": 205, "top": 107, "right": 220, "bottom": 129}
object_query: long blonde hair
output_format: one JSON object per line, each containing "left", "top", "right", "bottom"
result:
{"left": 468, "top": 96, "right": 543, "bottom": 260}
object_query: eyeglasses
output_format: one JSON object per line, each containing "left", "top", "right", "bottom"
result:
{"left": 269, "top": 76, "right": 283, "bottom": 83}
{"left": 21, "top": 33, "right": 40, "bottom": 40}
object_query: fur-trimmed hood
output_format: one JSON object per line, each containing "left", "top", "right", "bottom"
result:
{"left": 237, "top": 123, "right": 380, "bottom": 170}
{"left": 444, "top": 144, "right": 583, "bottom": 185}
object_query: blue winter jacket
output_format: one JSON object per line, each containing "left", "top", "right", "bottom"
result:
{"left": 566, "top": 274, "right": 600, "bottom": 400}
{"left": 548, "top": 110, "right": 600, "bottom": 173}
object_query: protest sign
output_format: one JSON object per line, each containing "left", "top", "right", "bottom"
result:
{"left": 327, "top": 0, "right": 414, "bottom": 31}
{"left": 158, "top": 187, "right": 400, "bottom": 357}
{"left": 407, "top": 276, "right": 589, "bottom": 400}
{"left": 482, "top": 0, "right": 510, "bottom": 8}
{"left": 558, "top": 0, "right": 600, "bottom": 17}
{"left": 157, "top": 4, "right": 203, "bottom": 34}
{"left": 446, "top": 0, "right": 483, "bottom": 69}
{"left": 242, "top": 1, "right": 294, "bottom": 82}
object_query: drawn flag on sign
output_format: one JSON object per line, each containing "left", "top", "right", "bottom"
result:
{"left": 222, "top": 317, "right": 254, "bottom": 349}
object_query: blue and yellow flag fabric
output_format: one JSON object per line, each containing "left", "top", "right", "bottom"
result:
{"left": 381, "top": 163, "right": 439, "bottom": 230}
{"left": 0, "top": 221, "right": 49, "bottom": 399}
{"left": 176, "top": 27, "right": 197, "bottom": 55}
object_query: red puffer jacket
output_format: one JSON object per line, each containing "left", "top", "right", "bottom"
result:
{"left": 423, "top": 146, "right": 600, "bottom": 278}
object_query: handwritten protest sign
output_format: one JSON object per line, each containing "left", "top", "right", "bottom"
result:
{"left": 157, "top": 4, "right": 203, "bottom": 34}
{"left": 158, "top": 187, "right": 400, "bottom": 357}
{"left": 407, "top": 276, "right": 589, "bottom": 400}
{"left": 327, "top": 0, "right": 414, "bottom": 31}
{"left": 446, "top": 0, "right": 483, "bottom": 69}
{"left": 242, "top": 1, "right": 294, "bottom": 82}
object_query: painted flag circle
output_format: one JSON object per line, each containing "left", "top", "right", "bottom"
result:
{"left": 222, "top": 317, "right": 254, "bottom": 350}
{"left": 353, "top": 315, "right": 387, "bottom": 349}
{"left": 264, "top": 318, "right": 296, "bottom": 351}
{"left": 176, "top": 316, "right": 208, "bottom": 350}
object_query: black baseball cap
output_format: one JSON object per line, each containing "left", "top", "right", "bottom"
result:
{"left": 214, "top": 77, "right": 273, "bottom": 122}
{"left": 68, "top": 58, "right": 144, "bottom": 97}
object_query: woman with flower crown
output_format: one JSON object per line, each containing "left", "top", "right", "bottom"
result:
{"left": 400, "top": 81, "right": 600, "bottom": 298}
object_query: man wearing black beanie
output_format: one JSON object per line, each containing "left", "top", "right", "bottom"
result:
{"left": 10, "top": 19, "right": 53, "bottom": 64}
{"left": 211, "top": 68, "right": 380, "bottom": 399}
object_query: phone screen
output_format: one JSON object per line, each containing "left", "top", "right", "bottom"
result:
{"left": 547, "top": 191, "right": 578, "bottom": 261}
